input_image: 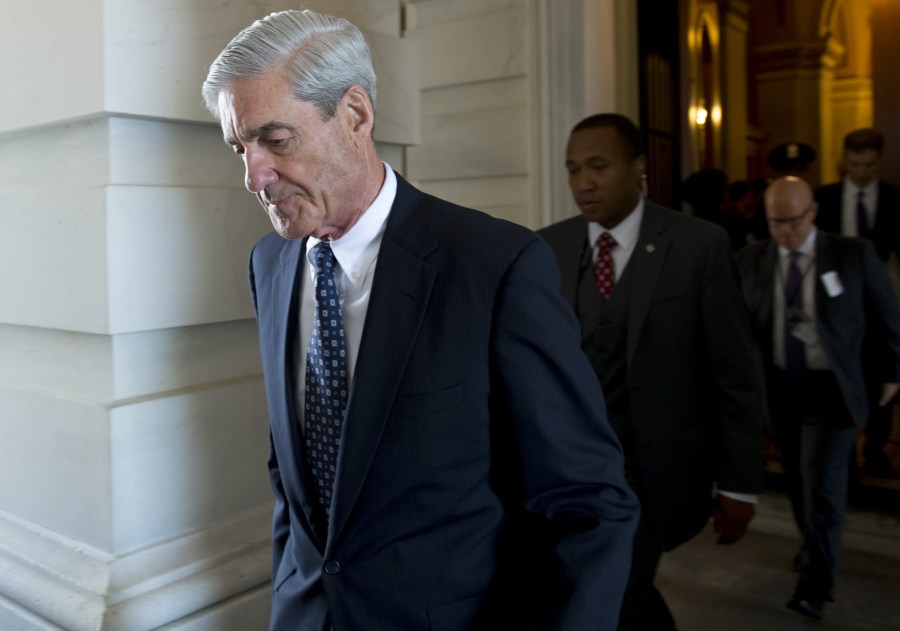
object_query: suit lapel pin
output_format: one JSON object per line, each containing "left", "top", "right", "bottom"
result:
{"left": 645, "top": 244, "right": 656, "bottom": 253}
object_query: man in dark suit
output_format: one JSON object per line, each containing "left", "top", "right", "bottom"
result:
{"left": 737, "top": 176, "right": 900, "bottom": 620}
{"left": 538, "top": 113, "right": 767, "bottom": 630}
{"left": 202, "top": 11, "right": 638, "bottom": 631}
{"left": 814, "top": 128, "right": 900, "bottom": 476}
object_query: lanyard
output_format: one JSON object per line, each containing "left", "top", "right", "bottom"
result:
{"left": 777, "top": 252, "right": 815, "bottom": 306}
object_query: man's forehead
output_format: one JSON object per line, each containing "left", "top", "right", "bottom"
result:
{"left": 567, "top": 128, "right": 624, "bottom": 157}
{"left": 217, "top": 81, "right": 301, "bottom": 143}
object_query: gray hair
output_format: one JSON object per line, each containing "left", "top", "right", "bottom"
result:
{"left": 202, "top": 10, "right": 377, "bottom": 120}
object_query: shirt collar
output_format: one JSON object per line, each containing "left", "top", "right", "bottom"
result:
{"left": 587, "top": 197, "right": 644, "bottom": 251}
{"left": 307, "top": 163, "right": 396, "bottom": 287}
{"left": 843, "top": 176, "right": 879, "bottom": 198}
{"left": 778, "top": 226, "right": 817, "bottom": 259}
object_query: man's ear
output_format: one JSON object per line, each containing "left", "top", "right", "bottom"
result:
{"left": 341, "top": 85, "right": 375, "bottom": 138}
{"left": 634, "top": 155, "right": 646, "bottom": 176}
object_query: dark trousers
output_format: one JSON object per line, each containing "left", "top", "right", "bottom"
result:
{"left": 863, "top": 399, "right": 894, "bottom": 469}
{"left": 618, "top": 505, "right": 676, "bottom": 630}
{"left": 770, "top": 370, "right": 856, "bottom": 602}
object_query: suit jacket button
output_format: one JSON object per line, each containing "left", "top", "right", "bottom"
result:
{"left": 324, "top": 560, "right": 341, "bottom": 575}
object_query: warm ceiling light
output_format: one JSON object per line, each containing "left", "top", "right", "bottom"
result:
{"left": 695, "top": 105, "right": 709, "bottom": 126}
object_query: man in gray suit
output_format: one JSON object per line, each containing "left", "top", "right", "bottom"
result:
{"left": 539, "top": 113, "right": 767, "bottom": 630}
{"left": 736, "top": 176, "right": 900, "bottom": 620}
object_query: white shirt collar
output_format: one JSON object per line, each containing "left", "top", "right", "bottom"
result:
{"left": 587, "top": 197, "right": 645, "bottom": 252}
{"left": 306, "top": 163, "right": 396, "bottom": 287}
{"left": 778, "top": 226, "right": 817, "bottom": 258}
{"left": 843, "top": 176, "right": 878, "bottom": 198}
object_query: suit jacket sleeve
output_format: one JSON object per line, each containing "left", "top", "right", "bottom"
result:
{"left": 249, "top": 245, "right": 291, "bottom": 580}
{"left": 860, "top": 239, "right": 900, "bottom": 382}
{"left": 491, "top": 236, "right": 639, "bottom": 629}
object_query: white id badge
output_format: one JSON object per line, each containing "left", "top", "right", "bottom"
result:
{"left": 820, "top": 271, "right": 844, "bottom": 297}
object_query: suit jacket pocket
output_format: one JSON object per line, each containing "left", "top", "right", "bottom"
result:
{"left": 273, "top": 561, "right": 298, "bottom": 592}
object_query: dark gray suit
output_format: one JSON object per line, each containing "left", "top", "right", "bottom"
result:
{"left": 251, "top": 173, "right": 639, "bottom": 630}
{"left": 737, "top": 231, "right": 900, "bottom": 603}
{"left": 815, "top": 179, "right": 900, "bottom": 472}
{"left": 540, "top": 201, "right": 766, "bottom": 628}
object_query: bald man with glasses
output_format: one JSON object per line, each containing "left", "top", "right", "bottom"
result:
{"left": 736, "top": 176, "right": 900, "bottom": 620}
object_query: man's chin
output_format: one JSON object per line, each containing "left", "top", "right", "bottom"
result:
{"left": 272, "top": 222, "right": 308, "bottom": 241}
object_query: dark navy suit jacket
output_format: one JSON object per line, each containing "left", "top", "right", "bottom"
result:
{"left": 250, "top": 174, "right": 639, "bottom": 630}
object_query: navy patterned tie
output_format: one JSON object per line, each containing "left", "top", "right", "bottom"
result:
{"left": 305, "top": 242, "right": 348, "bottom": 517}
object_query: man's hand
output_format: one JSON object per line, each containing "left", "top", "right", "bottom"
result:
{"left": 712, "top": 495, "right": 754, "bottom": 545}
{"left": 879, "top": 382, "right": 900, "bottom": 407}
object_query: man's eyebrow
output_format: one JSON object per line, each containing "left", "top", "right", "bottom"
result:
{"left": 225, "top": 121, "right": 297, "bottom": 145}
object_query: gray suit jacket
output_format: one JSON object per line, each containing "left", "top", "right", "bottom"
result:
{"left": 736, "top": 231, "right": 900, "bottom": 426}
{"left": 539, "top": 201, "right": 766, "bottom": 551}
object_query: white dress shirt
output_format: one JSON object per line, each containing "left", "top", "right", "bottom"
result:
{"left": 587, "top": 198, "right": 645, "bottom": 278}
{"left": 295, "top": 163, "right": 397, "bottom": 429}
{"left": 840, "top": 177, "right": 879, "bottom": 236}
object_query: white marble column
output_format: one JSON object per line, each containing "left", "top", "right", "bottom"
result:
{"left": 0, "top": 1, "right": 418, "bottom": 629}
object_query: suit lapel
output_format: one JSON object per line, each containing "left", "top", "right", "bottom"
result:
{"left": 814, "top": 231, "right": 836, "bottom": 323}
{"left": 626, "top": 203, "right": 670, "bottom": 363}
{"left": 558, "top": 217, "right": 590, "bottom": 307}
{"left": 267, "top": 237, "right": 335, "bottom": 547}
{"left": 327, "top": 176, "right": 438, "bottom": 548}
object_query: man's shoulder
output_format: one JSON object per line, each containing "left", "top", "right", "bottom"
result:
{"left": 815, "top": 181, "right": 843, "bottom": 198}
{"left": 536, "top": 214, "right": 585, "bottom": 246}
{"left": 253, "top": 230, "right": 293, "bottom": 254}
{"left": 644, "top": 201, "right": 731, "bottom": 247}
{"left": 394, "top": 176, "right": 541, "bottom": 258}
{"left": 878, "top": 179, "right": 900, "bottom": 201}
{"left": 814, "top": 182, "right": 844, "bottom": 219}
{"left": 819, "top": 231, "right": 871, "bottom": 256}
{"left": 735, "top": 239, "right": 770, "bottom": 264}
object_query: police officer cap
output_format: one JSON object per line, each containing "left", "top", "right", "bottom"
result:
{"left": 767, "top": 142, "right": 816, "bottom": 172}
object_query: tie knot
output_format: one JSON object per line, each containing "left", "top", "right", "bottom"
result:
{"left": 597, "top": 232, "right": 617, "bottom": 252}
{"left": 312, "top": 241, "right": 337, "bottom": 275}
{"left": 858, "top": 189, "right": 865, "bottom": 201}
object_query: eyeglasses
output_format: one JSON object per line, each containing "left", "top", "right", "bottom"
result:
{"left": 767, "top": 206, "right": 811, "bottom": 227}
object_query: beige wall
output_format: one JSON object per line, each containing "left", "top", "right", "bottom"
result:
{"left": 0, "top": 1, "right": 417, "bottom": 628}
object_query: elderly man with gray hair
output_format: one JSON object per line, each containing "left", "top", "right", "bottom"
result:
{"left": 203, "top": 9, "right": 638, "bottom": 631}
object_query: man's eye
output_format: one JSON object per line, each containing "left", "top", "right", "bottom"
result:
{"left": 231, "top": 145, "right": 245, "bottom": 156}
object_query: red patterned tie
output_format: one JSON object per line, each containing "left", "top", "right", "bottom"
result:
{"left": 594, "top": 232, "right": 617, "bottom": 298}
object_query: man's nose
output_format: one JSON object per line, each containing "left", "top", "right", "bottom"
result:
{"left": 571, "top": 169, "right": 594, "bottom": 191}
{"left": 244, "top": 148, "right": 278, "bottom": 194}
